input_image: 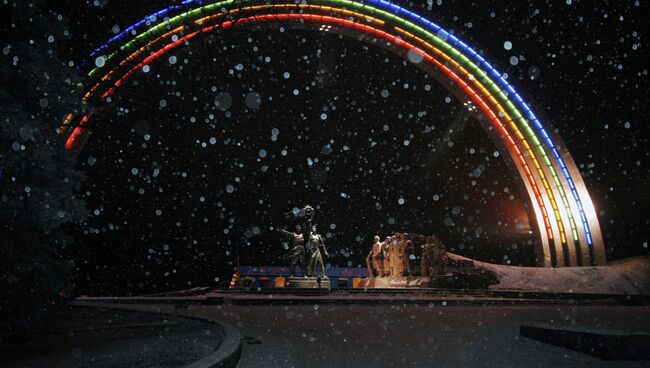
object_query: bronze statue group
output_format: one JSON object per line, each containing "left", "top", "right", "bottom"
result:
{"left": 278, "top": 205, "right": 329, "bottom": 278}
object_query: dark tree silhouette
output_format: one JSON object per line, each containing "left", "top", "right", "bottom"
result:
{"left": 0, "top": 0, "right": 86, "bottom": 344}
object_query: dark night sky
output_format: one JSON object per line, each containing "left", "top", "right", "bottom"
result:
{"left": 41, "top": 0, "right": 648, "bottom": 294}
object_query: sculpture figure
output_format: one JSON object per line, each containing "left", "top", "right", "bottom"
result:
{"left": 385, "top": 232, "right": 414, "bottom": 277}
{"left": 390, "top": 234, "right": 401, "bottom": 276}
{"left": 306, "top": 226, "right": 329, "bottom": 278}
{"left": 366, "top": 235, "right": 384, "bottom": 278}
{"left": 420, "top": 235, "right": 447, "bottom": 276}
{"left": 392, "top": 233, "right": 407, "bottom": 276}
{"left": 298, "top": 205, "right": 315, "bottom": 249}
{"left": 382, "top": 235, "right": 394, "bottom": 277}
{"left": 278, "top": 225, "right": 306, "bottom": 277}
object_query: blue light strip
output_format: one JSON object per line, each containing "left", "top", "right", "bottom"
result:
{"left": 88, "top": 3, "right": 188, "bottom": 59}
{"left": 364, "top": 0, "right": 593, "bottom": 246}
{"left": 81, "top": 0, "right": 593, "bottom": 247}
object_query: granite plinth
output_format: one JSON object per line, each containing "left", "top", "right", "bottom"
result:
{"left": 287, "top": 277, "right": 331, "bottom": 289}
{"left": 357, "top": 275, "right": 456, "bottom": 288}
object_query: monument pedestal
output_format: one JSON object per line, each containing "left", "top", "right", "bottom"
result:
{"left": 358, "top": 276, "right": 429, "bottom": 288}
{"left": 287, "top": 277, "right": 331, "bottom": 289}
{"left": 357, "top": 275, "right": 456, "bottom": 288}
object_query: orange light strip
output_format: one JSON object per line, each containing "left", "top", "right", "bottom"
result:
{"left": 393, "top": 26, "right": 568, "bottom": 244}
{"left": 67, "top": 11, "right": 556, "bottom": 241}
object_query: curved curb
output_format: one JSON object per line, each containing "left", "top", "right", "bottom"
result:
{"left": 182, "top": 319, "right": 242, "bottom": 368}
{"left": 73, "top": 301, "right": 242, "bottom": 368}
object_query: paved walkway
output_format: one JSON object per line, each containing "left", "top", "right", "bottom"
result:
{"left": 2, "top": 307, "right": 224, "bottom": 368}
{"left": 182, "top": 304, "right": 649, "bottom": 368}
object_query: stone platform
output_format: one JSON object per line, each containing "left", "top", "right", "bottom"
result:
{"left": 287, "top": 277, "right": 331, "bottom": 289}
{"left": 520, "top": 323, "right": 650, "bottom": 360}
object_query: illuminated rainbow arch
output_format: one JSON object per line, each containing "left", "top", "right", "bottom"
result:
{"left": 58, "top": 0, "right": 606, "bottom": 267}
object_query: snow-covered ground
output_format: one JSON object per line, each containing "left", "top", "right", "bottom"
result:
{"left": 447, "top": 253, "right": 650, "bottom": 295}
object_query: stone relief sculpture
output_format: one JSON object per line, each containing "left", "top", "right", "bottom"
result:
{"left": 420, "top": 235, "right": 447, "bottom": 277}
{"left": 366, "top": 232, "right": 447, "bottom": 278}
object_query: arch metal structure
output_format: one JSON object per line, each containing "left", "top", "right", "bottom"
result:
{"left": 58, "top": 0, "right": 605, "bottom": 267}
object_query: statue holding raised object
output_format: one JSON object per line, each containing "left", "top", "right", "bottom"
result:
{"left": 278, "top": 225, "right": 306, "bottom": 277}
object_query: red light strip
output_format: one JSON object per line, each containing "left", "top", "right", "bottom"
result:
{"left": 66, "top": 12, "right": 555, "bottom": 240}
